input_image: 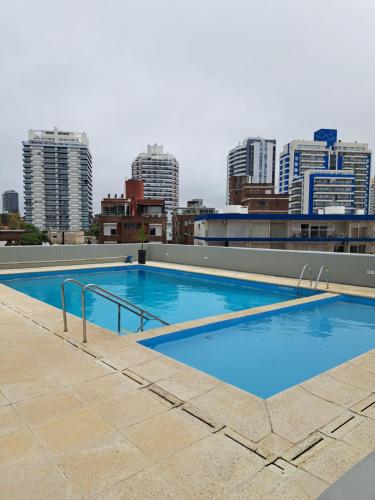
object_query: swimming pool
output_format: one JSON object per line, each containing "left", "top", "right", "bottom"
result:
{"left": 140, "top": 296, "right": 375, "bottom": 398}
{"left": 0, "top": 265, "right": 314, "bottom": 333}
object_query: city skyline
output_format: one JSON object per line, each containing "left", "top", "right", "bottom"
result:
{"left": 1, "top": 1, "right": 375, "bottom": 215}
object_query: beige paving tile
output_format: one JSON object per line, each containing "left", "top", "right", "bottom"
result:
{"left": 341, "top": 417, "right": 375, "bottom": 453}
{"left": 0, "top": 429, "right": 50, "bottom": 478}
{"left": 328, "top": 362, "right": 375, "bottom": 392}
{"left": 14, "top": 389, "right": 84, "bottom": 427}
{"left": 267, "top": 386, "right": 343, "bottom": 443}
{"left": 257, "top": 432, "right": 293, "bottom": 457}
{"left": 95, "top": 464, "right": 189, "bottom": 500}
{"left": 0, "top": 390, "right": 9, "bottom": 406}
{"left": 129, "top": 355, "right": 182, "bottom": 383}
{"left": 302, "top": 440, "right": 368, "bottom": 484}
{"left": 91, "top": 343, "right": 160, "bottom": 369}
{"left": 0, "top": 404, "right": 25, "bottom": 437}
{"left": 267, "top": 467, "right": 328, "bottom": 499}
{"left": 58, "top": 433, "right": 151, "bottom": 497}
{"left": 48, "top": 358, "right": 114, "bottom": 386}
{"left": 229, "top": 466, "right": 327, "bottom": 499}
{"left": 0, "top": 461, "right": 80, "bottom": 499}
{"left": 351, "top": 394, "right": 375, "bottom": 420}
{"left": 73, "top": 372, "right": 139, "bottom": 404}
{"left": 190, "top": 383, "right": 271, "bottom": 442}
{"left": 0, "top": 369, "right": 60, "bottom": 403}
{"left": 226, "top": 466, "right": 282, "bottom": 499}
{"left": 34, "top": 407, "right": 115, "bottom": 456}
{"left": 301, "top": 373, "right": 370, "bottom": 408}
{"left": 155, "top": 365, "right": 219, "bottom": 401}
{"left": 93, "top": 389, "right": 169, "bottom": 431}
{"left": 350, "top": 349, "right": 375, "bottom": 374}
{"left": 124, "top": 408, "right": 210, "bottom": 460}
{"left": 162, "top": 433, "right": 264, "bottom": 498}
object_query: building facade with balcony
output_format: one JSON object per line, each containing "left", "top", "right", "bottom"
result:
{"left": 227, "top": 137, "right": 276, "bottom": 202}
{"left": 98, "top": 179, "right": 166, "bottom": 244}
{"left": 194, "top": 213, "right": 375, "bottom": 254}
{"left": 172, "top": 199, "right": 217, "bottom": 245}
{"left": 23, "top": 127, "right": 93, "bottom": 231}
{"left": 289, "top": 170, "right": 356, "bottom": 215}
{"left": 370, "top": 177, "right": 375, "bottom": 214}
{"left": 131, "top": 144, "right": 179, "bottom": 216}
{"left": 279, "top": 129, "right": 371, "bottom": 214}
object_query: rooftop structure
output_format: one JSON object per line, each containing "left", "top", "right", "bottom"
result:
{"left": 173, "top": 199, "right": 217, "bottom": 245}
{"left": 98, "top": 178, "right": 166, "bottom": 244}
{"left": 228, "top": 176, "right": 289, "bottom": 213}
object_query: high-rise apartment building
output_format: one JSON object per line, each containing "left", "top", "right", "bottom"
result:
{"left": 289, "top": 170, "right": 356, "bottom": 214}
{"left": 23, "top": 127, "right": 93, "bottom": 231}
{"left": 2, "top": 190, "right": 19, "bottom": 213}
{"left": 131, "top": 144, "right": 179, "bottom": 216}
{"left": 227, "top": 137, "right": 276, "bottom": 202}
{"left": 279, "top": 129, "right": 371, "bottom": 214}
{"left": 370, "top": 177, "right": 375, "bottom": 214}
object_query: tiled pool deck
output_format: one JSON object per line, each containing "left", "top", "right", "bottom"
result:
{"left": 0, "top": 261, "right": 375, "bottom": 498}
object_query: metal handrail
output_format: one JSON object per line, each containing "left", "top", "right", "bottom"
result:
{"left": 297, "top": 264, "right": 312, "bottom": 288}
{"left": 61, "top": 279, "right": 169, "bottom": 343}
{"left": 314, "top": 266, "right": 329, "bottom": 290}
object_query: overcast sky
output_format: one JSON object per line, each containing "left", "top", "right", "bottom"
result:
{"left": 1, "top": 0, "right": 374, "bottom": 213}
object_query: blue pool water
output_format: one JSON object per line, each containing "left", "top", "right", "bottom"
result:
{"left": 1, "top": 266, "right": 311, "bottom": 333}
{"left": 140, "top": 297, "right": 375, "bottom": 398}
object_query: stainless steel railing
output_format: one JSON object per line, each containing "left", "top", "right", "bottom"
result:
{"left": 314, "top": 266, "right": 329, "bottom": 290}
{"left": 297, "top": 264, "right": 312, "bottom": 288}
{"left": 61, "top": 279, "right": 169, "bottom": 343}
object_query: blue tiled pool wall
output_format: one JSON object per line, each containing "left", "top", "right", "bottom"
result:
{"left": 140, "top": 294, "right": 375, "bottom": 398}
{"left": 139, "top": 294, "right": 341, "bottom": 348}
{"left": 0, "top": 264, "right": 317, "bottom": 298}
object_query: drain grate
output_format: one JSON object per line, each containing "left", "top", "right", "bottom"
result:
{"left": 147, "top": 384, "right": 183, "bottom": 407}
{"left": 180, "top": 404, "right": 223, "bottom": 431}
{"left": 320, "top": 411, "right": 365, "bottom": 439}
{"left": 122, "top": 369, "right": 150, "bottom": 386}
{"left": 283, "top": 433, "right": 331, "bottom": 465}
{"left": 223, "top": 430, "right": 267, "bottom": 461}
{"left": 291, "top": 437, "right": 324, "bottom": 461}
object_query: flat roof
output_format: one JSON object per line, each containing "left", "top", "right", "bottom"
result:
{"left": 195, "top": 213, "right": 375, "bottom": 222}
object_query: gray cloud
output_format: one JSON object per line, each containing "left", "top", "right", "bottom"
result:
{"left": 0, "top": 0, "right": 374, "bottom": 213}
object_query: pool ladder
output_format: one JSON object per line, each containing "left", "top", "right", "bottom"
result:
{"left": 61, "top": 279, "right": 169, "bottom": 343}
{"left": 297, "top": 265, "right": 329, "bottom": 290}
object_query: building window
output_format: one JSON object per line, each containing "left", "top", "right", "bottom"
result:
{"left": 149, "top": 224, "right": 162, "bottom": 237}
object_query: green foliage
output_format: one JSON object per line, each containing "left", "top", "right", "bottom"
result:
{"left": 86, "top": 223, "right": 99, "bottom": 238}
{"left": 20, "top": 230, "right": 47, "bottom": 246}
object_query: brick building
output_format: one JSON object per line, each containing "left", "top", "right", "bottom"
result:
{"left": 228, "top": 176, "right": 289, "bottom": 213}
{"left": 173, "top": 199, "right": 217, "bottom": 245}
{"left": 98, "top": 179, "right": 166, "bottom": 244}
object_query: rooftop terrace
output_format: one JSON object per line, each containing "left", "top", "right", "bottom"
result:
{"left": 0, "top": 245, "right": 374, "bottom": 498}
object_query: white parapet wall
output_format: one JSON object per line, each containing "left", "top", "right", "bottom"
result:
{"left": 147, "top": 243, "right": 375, "bottom": 288}
{"left": 0, "top": 243, "right": 374, "bottom": 288}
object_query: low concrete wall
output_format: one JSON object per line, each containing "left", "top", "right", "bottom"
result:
{"left": 148, "top": 244, "right": 375, "bottom": 288}
{"left": 0, "top": 244, "right": 142, "bottom": 269}
{"left": 0, "top": 243, "right": 374, "bottom": 288}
